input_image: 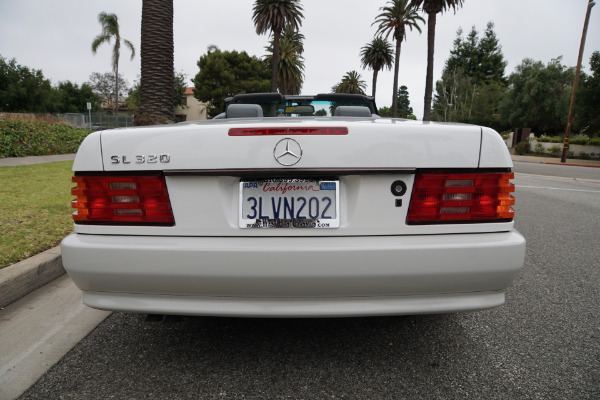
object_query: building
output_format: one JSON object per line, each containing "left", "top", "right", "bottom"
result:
{"left": 174, "top": 87, "right": 208, "bottom": 122}
{"left": 100, "top": 95, "right": 128, "bottom": 112}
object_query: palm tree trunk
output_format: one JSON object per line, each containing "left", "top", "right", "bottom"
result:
{"left": 423, "top": 12, "right": 436, "bottom": 122}
{"left": 112, "top": 35, "right": 121, "bottom": 128}
{"left": 135, "top": 0, "right": 174, "bottom": 126}
{"left": 392, "top": 40, "right": 401, "bottom": 118}
{"left": 372, "top": 69, "right": 378, "bottom": 98}
{"left": 114, "top": 62, "right": 119, "bottom": 127}
{"left": 271, "top": 29, "right": 281, "bottom": 93}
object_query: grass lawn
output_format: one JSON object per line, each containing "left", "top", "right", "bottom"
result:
{"left": 0, "top": 161, "right": 74, "bottom": 269}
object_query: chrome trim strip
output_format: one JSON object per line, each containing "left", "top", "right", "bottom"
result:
{"left": 163, "top": 168, "right": 417, "bottom": 177}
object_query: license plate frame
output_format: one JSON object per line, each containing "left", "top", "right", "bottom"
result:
{"left": 239, "top": 178, "right": 340, "bottom": 229}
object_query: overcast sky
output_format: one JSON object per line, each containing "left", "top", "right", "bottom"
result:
{"left": 1, "top": 0, "right": 599, "bottom": 119}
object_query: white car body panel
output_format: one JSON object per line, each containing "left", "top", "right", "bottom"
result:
{"left": 97, "top": 119, "right": 484, "bottom": 171}
{"left": 479, "top": 127, "right": 513, "bottom": 168}
{"left": 62, "top": 231, "right": 524, "bottom": 317}
{"left": 80, "top": 292, "right": 507, "bottom": 318}
{"left": 63, "top": 114, "right": 525, "bottom": 317}
{"left": 72, "top": 131, "right": 103, "bottom": 171}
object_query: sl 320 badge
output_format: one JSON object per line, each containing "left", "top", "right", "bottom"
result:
{"left": 110, "top": 154, "right": 170, "bottom": 164}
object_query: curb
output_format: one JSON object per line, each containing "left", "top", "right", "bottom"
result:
{"left": 544, "top": 162, "right": 600, "bottom": 168}
{"left": 0, "top": 246, "right": 64, "bottom": 308}
{"left": 511, "top": 155, "right": 600, "bottom": 168}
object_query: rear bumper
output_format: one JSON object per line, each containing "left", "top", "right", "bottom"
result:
{"left": 61, "top": 231, "right": 525, "bottom": 317}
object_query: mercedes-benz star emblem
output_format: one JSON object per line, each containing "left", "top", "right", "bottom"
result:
{"left": 273, "top": 138, "right": 302, "bottom": 166}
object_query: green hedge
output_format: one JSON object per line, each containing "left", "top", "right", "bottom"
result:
{"left": 535, "top": 135, "right": 600, "bottom": 146}
{"left": 569, "top": 136, "right": 589, "bottom": 145}
{"left": 536, "top": 136, "right": 563, "bottom": 143}
{"left": 0, "top": 119, "right": 91, "bottom": 158}
{"left": 515, "top": 141, "right": 530, "bottom": 155}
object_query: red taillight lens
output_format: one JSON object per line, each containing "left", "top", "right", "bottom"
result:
{"left": 71, "top": 175, "right": 174, "bottom": 225}
{"left": 228, "top": 127, "right": 348, "bottom": 136}
{"left": 407, "top": 172, "right": 515, "bottom": 224}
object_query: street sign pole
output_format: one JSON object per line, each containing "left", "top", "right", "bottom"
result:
{"left": 87, "top": 102, "right": 92, "bottom": 130}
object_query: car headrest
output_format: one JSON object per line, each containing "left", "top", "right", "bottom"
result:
{"left": 333, "top": 106, "right": 372, "bottom": 117}
{"left": 226, "top": 104, "right": 264, "bottom": 118}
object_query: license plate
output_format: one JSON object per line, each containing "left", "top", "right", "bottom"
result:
{"left": 239, "top": 179, "right": 340, "bottom": 228}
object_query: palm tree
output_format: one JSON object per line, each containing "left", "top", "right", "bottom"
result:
{"left": 91, "top": 12, "right": 135, "bottom": 126}
{"left": 268, "top": 25, "right": 305, "bottom": 55}
{"left": 332, "top": 71, "right": 367, "bottom": 95}
{"left": 264, "top": 26, "right": 305, "bottom": 94}
{"left": 360, "top": 37, "right": 394, "bottom": 98}
{"left": 373, "top": 0, "right": 424, "bottom": 118}
{"left": 135, "top": 0, "right": 174, "bottom": 125}
{"left": 411, "top": 0, "right": 464, "bottom": 121}
{"left": 252, "top": 0, "right": 304, "bottom": 92}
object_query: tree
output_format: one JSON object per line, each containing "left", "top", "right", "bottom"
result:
{"left": 477, "top": 22, "right": 507, "bottom": 85}
{"left": 445, "top": 23, "right": 507, "bottom": 86}
{"left": 432, "top": 68, "right": 506, "bottom": 129}
{"left": 264, "top": 26, "right": 305, "bottom": 95}
{"left": 445, "top": 27, "right": 479, "bottom": 81}
{"left": 172, "top": 71, "right": 187, "bottom": 111}
{"left": 499, "top": 57, "right": 575, "bottom": 134}
{"left": 54, "top": 81, "right": 100, "bottom": 113}
{"left": 378, "top": 106, "right": 392, "bottom": 117}
{"left": 397, "top": 85, "right": 413, "bottom": 117}
{"left": 471, "top": 81, "right": 505, "bottom": 129}
{"left": 432, "top": 23, "right": 507, "bottom": 128}
{"left": 410, "top": 0, "right": 465, "bottom": 121}
{"left": 91, "top": 12, "right": 135, "bottom": 124}
{"left": 87, "top": 72, "right": 129, "bottom": 111}
{"left": 431, "top": 67, "right": 475, "bottom": 122}
{"left": 574, "top": 51, "right": 600, "bottom": 136}
{"left": 193, "top": 46, "right": 271, "bottom": 118}
{"left": 135, "top": 0, "right": 175, "bottom": 126}
{"left": 252, "top": 0, "right": 304, "bottom": 93}
{"left": 379, "top": 104, "right": 416, "bottom": 119}
{"left": 268, "top": 25, "right": 305, "bottom": 55}
{"left": 0, "top": 56, "right": 100, "bottom": 113}
{"left": 360, "top": 37, "right": 394, "bottom": 98}
{"left": 332, "top": 71, "right": 367, "bottom": 95}
{"left": 127, "top": 71, "right": 187, "bottom": 112}
{"left": 0, "top": 56, "right": 54, "bottom": 112}
{"left": 373, "top": 0, "right": 424, "bottom": 117}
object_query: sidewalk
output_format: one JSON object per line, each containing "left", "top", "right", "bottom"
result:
{"left": 0, "top": 273, "right": 110, "bottom": 400}
{"left": 511, "top": 154, "right": 600, "bottom": 168}
{"left": 0, "top": 153, "right": 75, "bottom": 167}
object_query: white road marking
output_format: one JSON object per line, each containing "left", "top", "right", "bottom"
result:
{"left": 515, "top": 173, "right": 600, "bottom": 184}
{"left": 517, "top": 185, "right": 600, "bottom": 193}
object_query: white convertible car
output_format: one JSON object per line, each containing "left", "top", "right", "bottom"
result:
{"left": 61, "top": 93, "right": 525, "bottom": 317}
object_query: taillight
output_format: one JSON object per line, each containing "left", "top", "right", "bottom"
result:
{"left": 229, "top": 127, "right": 348, "bottom": 136}
{"left": 71, "top": 175, "right": 174, "bottom": 225}
{"left": 407, "top": 172, "right": 515, "bottom": 224}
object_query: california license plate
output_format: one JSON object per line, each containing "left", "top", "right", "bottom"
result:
{"left": 239, "top": 179, "right": 340, "bottom": 228}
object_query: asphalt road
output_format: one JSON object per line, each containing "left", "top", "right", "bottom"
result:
{"left": 18, "top": 162, "right": 600, "bottom": 400}
{"left": 512, "top": 160, "right": 600, "bottom": 180}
